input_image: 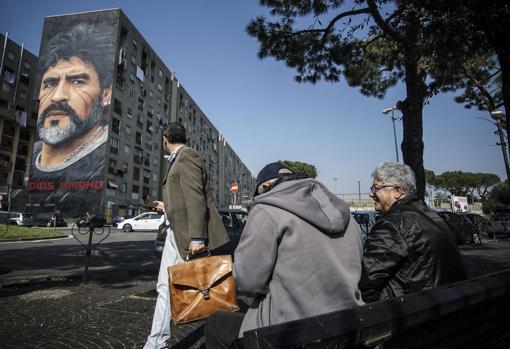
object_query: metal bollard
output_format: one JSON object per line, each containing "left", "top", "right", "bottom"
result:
{"left": 71, "top": 215, "right": 110, "bottom": 282}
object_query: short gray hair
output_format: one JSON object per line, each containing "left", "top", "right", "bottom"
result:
{"left": 371, "top": 162, "right": 416, "bottom": 194}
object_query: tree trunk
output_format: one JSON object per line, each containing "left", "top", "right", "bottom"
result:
{"left": 494, "top": 47, "right": 510, "bottom": 168}
{"left": 399, "top": 51, "right": 427, "bottom": 200}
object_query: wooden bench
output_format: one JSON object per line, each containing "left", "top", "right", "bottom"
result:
{"left": 231, "top": 269, "right": 510, "bottom": 348}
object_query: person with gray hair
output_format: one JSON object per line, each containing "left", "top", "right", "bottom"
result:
{"left": 359, "top": 162, "right": 467, "bottom": 302}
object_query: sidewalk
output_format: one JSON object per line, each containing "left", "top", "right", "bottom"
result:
{"left": 1, "top": 239, "right": 510, "bottom": 348}
{"left": 0, "top": 270, "right": 206, "bottom": 349}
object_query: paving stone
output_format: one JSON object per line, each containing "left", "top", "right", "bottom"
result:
{"left": 1, "top": 241, "right": 509, "bottom": 348}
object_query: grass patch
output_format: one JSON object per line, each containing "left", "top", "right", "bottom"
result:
{"left": 0, "top": 224, "right": 66, "bottom": 240}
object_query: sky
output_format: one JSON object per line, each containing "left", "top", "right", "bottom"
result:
{"left": 1, "top": 0, "right": 505, "bottom": 196}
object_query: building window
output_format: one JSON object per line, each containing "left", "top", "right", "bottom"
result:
{"left": 126, "top": 107, "right": 132, "bottom": 119}
{"left": 142, "top": 186, "right": 150, "bottom": 199}
{"left": 134, "top": 147, "right": 143, "bottom": 164}
{"left": 132, "top": 40, "right": 138, "bottom": 52}
{"left": 122, "top": 162, "right": 128, "bottom": 173}
{"left": 133, "top": 167, "right": 140, "bottom": 181}
{"left": 20, "top": 73, "right": 30, "bottom": 85}
{"left": 132, "top": 185, "right": 139, "bottom": 200}
{"left": 143, "top": 170, "right": 151, "bottom": 184}
{"left": 137, "top": 97, "right": 144, "bottom": 112}
{"left": 112, "top": 117, "right": 120, "bottom": 134}
{"left": 0, "top": 98, "right": 9, "bottom": 109}
{"left": 23, "top": 61, "right": 31, "bottom": 70}
{"left": 7, "top": 51, "right": 15, "bottom": 61}
{"left": 136, "top": 132, "right": 142, "bottom": 146}
{"left": 125, "top": 124, "right": 132, "bottom": 135}
{"left": 108, "top": 159, "right": 118, "bottom": 174}
{"left": 129, "top": 89, "right": 134, "bottom": 100}
{"left": 114, "top": 99, "right": 122, "bottom": 115}
{"left": 123, "top": 144, "right": 130, "bottom": 154}
{"left": 153, "top": 173, "right": 158, "bottom": 183}
{"left": 110, "top": 137, "right": 119, "bottom": 154}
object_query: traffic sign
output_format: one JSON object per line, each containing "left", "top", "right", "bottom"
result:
{"left": 230, "top": 181, "right": 239, "bottom": 193}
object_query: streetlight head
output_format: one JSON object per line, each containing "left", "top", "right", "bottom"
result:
{"left": 491, "top": 110, "right": 506, "bottom": 121}
{"left": 382, "top": 107, "right": 396, "bottom": 114}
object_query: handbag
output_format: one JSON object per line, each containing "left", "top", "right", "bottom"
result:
{"left": 168, "top": 253, "right": 239, "bottom": 324}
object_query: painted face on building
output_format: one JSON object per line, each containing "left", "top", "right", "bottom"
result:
{"left": 37, "top": 56, "right": 111, "bottom": 147}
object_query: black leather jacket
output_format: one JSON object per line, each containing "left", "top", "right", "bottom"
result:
{"left": 359, "top": 195, "right": 467, "bottom": 302}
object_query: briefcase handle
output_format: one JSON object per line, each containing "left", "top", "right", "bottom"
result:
{"left": 186, "top": 249, "right": 211, "bottom": 261}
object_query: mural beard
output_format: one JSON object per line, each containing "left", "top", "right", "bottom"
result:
{"left": 37, "top": 96, "right": 103, "bottom": 148}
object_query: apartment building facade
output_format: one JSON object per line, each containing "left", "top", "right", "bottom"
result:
{"left": 22, "top": 9, "right": 254, "bottom": 218}
{"left": 0, "top": 33, "right": 39, "bottom": 210}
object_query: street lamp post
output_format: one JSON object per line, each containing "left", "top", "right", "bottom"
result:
{"left": 382, "top": 106, "right": 400, "bottom": 162}
{"left": 332, "top": 177, "right": 338, "bottom": 195}
{"left": 357, "top": 179, "right": 361, "bottom": 207}
{"left": 491, "top": 110, "right": 510, "bottom": 184}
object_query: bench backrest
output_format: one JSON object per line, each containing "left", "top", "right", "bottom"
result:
{"left": 232, "top": 269, "right": 510, "bottom": 348}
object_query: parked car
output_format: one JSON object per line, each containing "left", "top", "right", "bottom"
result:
{"left": 75, "top": 215, "right": 107, "bottom": 228}
{"left": 153, "top": 208, "right": 248, "bottom": 258}
{"left": 0, "top": 211, "right": 33, "bottom": 226}
{"left": 351, "top": 210, "right": 380, "bottom": 242}
{"left": 436, "top": 211, "right": 479, "bottom": 244}
{"left": 117, "top": 212, "right": 163, "bottom": 232}
{"left": 460, "top": 213, "right": 495, "bottom": 241}
{"left": 490, "top": 213, "right": 510, "bottom": 239}
{"left": 33, "top": 212, "right": 68, "bottom": 227}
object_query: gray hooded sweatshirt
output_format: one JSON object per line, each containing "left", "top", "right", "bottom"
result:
{"left": 234, "top": 178, "right": 364, "bottom": 337}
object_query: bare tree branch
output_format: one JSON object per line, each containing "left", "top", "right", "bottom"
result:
{"left": 277, "top": 8, "right": 370, "bottom": 43}
{"left": 319, "top": 8, "right": 370, "bottom": 46}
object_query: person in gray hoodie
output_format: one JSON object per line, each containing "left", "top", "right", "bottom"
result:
{"left": 205, "top": 161, "right": 364, "bottom": 348}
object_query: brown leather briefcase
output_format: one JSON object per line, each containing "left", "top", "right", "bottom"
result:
{"left": 168, "top": 254, "right": 239, "bottom": 324}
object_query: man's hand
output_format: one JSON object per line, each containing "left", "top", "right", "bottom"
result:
{"left": 188, "top": 241, "right": 206, "bottom": 256}
{"left": 153, "top": 200, "right": 165, "bottom": 214}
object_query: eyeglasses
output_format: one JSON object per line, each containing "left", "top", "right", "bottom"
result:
{"left": 369, "top": 184, "right": 399, "bottom": 194}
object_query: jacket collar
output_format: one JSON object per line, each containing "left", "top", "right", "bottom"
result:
{"left": 386, "top": 193, "right": 419, "bottom": 213}
{"left": 163, "top": 145, "right": 186, "bottom": 184}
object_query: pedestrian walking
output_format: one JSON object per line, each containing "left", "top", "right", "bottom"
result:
{"left": 144, "top": 122, "right": 229, "bottom": 349}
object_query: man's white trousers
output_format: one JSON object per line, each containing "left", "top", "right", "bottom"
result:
{"left": 144, "top": 228, "right": 183, "bottom": 349}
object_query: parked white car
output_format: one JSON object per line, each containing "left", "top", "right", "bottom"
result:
{"left": 117, "top": 212, "right": 163, "bottom": 232}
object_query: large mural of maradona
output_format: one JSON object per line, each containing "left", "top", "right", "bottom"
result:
{"left": 28, "top": 12, "right": 119, "bottom": 216}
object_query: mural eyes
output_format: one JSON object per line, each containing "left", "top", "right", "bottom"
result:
{"left": 71, "top": 78, "right": 87, "bottom": 86}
